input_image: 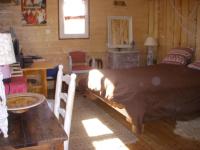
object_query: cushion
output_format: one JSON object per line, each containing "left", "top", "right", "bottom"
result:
{"left": 4, "top": 76, "right": 27, "bottom": 95}
{"left": 47, "top": 66, "right": 58, "bottom": 78}
{"left": 188, "top": 60, "right": 200, "bottom": 70}
{"left": 72, "top": 65, "right": 92, "bottom": 71}
{"left": 161, "top": 48, "right": 194, "bottom": 65}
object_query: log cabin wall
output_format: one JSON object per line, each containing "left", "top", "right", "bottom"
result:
{"left": 148, "top": 0, "right": 200, "bottom": 62}
{"left": 0, "top": 0, "right": 149, "bottom": 71}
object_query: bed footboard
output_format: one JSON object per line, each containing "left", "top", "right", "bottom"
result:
{"left": 86, "top": 89, "right": 141, "bottom": 135}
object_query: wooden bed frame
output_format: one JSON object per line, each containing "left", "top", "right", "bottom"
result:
{"left": 86, "top": 89, "right": 140, "bottom": 134}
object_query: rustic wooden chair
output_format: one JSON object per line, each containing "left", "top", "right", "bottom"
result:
{"left": 48, "top": 65, "right": 76, "bottom": 150}
{"left": 68, "top": 50, "right": 95, "bottom": 74}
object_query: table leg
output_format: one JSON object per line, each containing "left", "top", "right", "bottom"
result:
{"left": 41, "top": 69, "right": 48, "bottom": 97}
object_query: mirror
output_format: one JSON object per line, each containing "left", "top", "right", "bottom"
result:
{"left": 108, "top": 16, "right": 133, "bottom": 48}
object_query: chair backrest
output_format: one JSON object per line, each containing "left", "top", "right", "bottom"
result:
{"left": 68, "top": 50, "right": 95, "bottom": 74}
{"left": 69, "top": 51, "right": 87, "bottom": 64}
{"left": 53, "top": 65, "right": 76, "bottom": 143}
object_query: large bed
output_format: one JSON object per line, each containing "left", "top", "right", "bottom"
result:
{"left": 87, "top": 64, "right": 200, "bottom": 134}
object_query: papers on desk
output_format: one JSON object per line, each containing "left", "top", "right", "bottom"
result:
{"left": 10, "top": 63, "right": 23, "bottom": 77}
{"left": 33, "top": 58, "right": 46, "bottom": 62}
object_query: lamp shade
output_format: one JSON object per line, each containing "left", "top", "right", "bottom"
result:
{"left": 0, "top": 33, "right": 16, "bottom": 66}
{"left": 144, "top": 37, "right": 157, "bottom": 46}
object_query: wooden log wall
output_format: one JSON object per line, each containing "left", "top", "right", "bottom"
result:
{"left": 2, "top": 0, "right": 199, "bottom": 67}
{"left": 0, "top": 0, "right": 149, "bottom": 70}
{"left": 148, "top": 0, "right": 200, "bottom": 62}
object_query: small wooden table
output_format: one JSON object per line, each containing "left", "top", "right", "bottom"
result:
{"left": 23, "top": 61, "right": 56, "bottom": 97}
{"left": 0, "top": 100, "right": 67, "bottom": 150}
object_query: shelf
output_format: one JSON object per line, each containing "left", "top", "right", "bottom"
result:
{"left": 22, "top": 5, "right": 42, "bottom": 9}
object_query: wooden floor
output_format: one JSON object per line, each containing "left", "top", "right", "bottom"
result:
{"left": 48, "top": 89, "right": 200, "bottom": 150}
{"left": 90, "top": 95, "right": 200, "bottom": 150}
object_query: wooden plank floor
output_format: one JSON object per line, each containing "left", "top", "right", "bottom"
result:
{"left": 48, "top": 89, "right": 200, "bottom": 150}
{"left": 91, "top": 96, "right": 200, "bottom": 150}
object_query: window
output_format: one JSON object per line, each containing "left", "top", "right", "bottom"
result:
{"left": 59, "top": 0, "right": 89, "bottom": 39}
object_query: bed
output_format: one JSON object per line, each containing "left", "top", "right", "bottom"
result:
{"left": 87, "top": 64, "right": 200, "bottom": 134}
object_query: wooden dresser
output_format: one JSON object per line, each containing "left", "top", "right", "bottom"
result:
{"left": 108, "top": 50, "right": 140, "bottom": 69}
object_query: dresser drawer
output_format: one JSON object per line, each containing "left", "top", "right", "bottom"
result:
{"left": 108, "top": 50, "right": 139, "bottom": 69}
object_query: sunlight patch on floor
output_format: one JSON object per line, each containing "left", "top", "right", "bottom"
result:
{"left": 82, "top": 118, "right": 113, "bottom": 137}
{"left": 92, "top": 138, "right": 129, "bottom": 150}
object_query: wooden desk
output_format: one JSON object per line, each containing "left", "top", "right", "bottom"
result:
{"left": 23, "top": 61, "right": 56, "bottom": 97}
{"left": 0, "top": 101, "right": 67, "bottom": 150}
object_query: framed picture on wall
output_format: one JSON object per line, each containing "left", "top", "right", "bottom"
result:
{"left": 21, "top": 0, "right": 47, "bottom": 26}
{"left": 108, "top": 16, "right": 133, "bottom": 48}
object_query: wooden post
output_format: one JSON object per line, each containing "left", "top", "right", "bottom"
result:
{"left": 188, "top": 0, "right": 198, "bottom": 48}
{"left": 181, "top": 0, "right": 189, "bottom": 47}
{"left": 195, "top": 4, "right": 200, "bottom": 59}
{"left": 174, "top": 0, "right": 181, "bottom": 47}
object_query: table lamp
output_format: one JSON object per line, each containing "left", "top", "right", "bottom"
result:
{"left": 144, "top": 36, "right": 157, "bottom": 66}
{"left": 0, "top": 33, "right": 16, "bottom": 83}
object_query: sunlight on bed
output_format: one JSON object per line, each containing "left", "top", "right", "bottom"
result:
{"left": 82, "top": 118, "right": 113, "bottom": 137}
{"left": 88, "top": 69, "right": 115, "bottom": 99}
{"left": 92, "top": 138, "right": 129, "bottom": 150}
{"left": 88, "top": 69, "right": 104, "bottom": 91}
{"left": 104, "top": 78, "right": 115, "bottom": 99}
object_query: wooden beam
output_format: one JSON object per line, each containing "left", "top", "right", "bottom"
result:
{"left": 173, "top": 0, "right": 181, "bottom": 47}
{"left": 157, "top": 0, "right": 167, "bottom": 62}
{"left": 166, "top": 0, "right": 174, "bottom": 51}
{"left": 195, "top": 4, "right": 200, "bottom": 59}
{"left": 180, "top": 0, "right": 189, "bottom": 47}
{"left": 148, "top": 0, "right": 155, "bottom": 36}
{"left": 154, "top": 0, "right": 159, "bottom": 61}
{"left": 188, "top": 0, "right": 198, "bottom": 49}
{"left": 154, "top": 0, "right": 159, "bottom": 39}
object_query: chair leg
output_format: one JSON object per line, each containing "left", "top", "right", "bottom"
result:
{"left": 64, "top": 140, "right": 69, "bottom": 150}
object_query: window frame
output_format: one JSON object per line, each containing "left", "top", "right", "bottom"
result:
{"left": 59, "top": 0, "right": 89, "bottom": 39}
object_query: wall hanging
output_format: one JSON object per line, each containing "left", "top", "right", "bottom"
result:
{"left": 21, "top": 0, "right": 47, "bottom": 26}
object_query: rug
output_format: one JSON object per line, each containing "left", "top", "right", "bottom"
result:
{"left": 174, "top": 118, "right": 200, "bottom": 141}
{"left": 69, "top": 95, "right": 137, "bottom": 150}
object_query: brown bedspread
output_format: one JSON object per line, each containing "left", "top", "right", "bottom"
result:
{"left": 88, "top": 64, "right": 200, "bottom": 134}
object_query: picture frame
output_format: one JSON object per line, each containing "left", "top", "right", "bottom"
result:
{"left": 21, "top": 0, "right": 47, "bottom": 26}
{"left": 108, "top": 16, "right": 133, "bottom": 48}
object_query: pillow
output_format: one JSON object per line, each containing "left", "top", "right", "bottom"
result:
{"left": 188, "top": 60, "right": 200, "bottom": 70}
{"left": 161, "top": 48, "right": 194, "bottom": 65}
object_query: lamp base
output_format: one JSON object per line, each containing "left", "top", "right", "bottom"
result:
{"left": 147, "top": 47, "right": 154, "bottom": 66}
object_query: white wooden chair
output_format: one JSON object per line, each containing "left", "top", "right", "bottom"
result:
{"left": 48, "top": 65, "right": 76, "bottom": 150}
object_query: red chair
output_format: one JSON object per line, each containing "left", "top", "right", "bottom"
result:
{"left": 68, "top": 51, "right": 95, "bottom": 74}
